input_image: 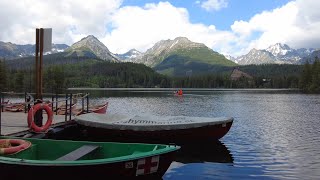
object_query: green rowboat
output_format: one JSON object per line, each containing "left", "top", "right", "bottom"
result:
{"left": 0, "top": 136, "right": 180, "bottom": 179}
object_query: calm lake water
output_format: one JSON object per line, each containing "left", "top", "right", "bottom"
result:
{"left": 73, "top": 89, "right": 320, "bottom": 179}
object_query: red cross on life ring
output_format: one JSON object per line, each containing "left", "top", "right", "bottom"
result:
{"left": 27, "top": 103, "right": 53, "bottom": 132}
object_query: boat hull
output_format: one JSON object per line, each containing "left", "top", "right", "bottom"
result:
{"left": 91, "top": 102, "right": 108, "bottom": 114}
{"left": 80, "top": 121, "right": 233, "bottom": 144}
{"left": 1, "top": 151, "right": 175, "bottom": 179}
{"left": 0, "top": 137, "right": 179, "bottom": 179}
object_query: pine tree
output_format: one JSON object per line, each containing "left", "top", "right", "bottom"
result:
{"left": 0, "top": 59, "right": 7, "bottom": 91}
{"left": 310, "top": 57, "right": 320, "bottom": 93}
{"left": 299, "top": 61, "right": 312, "bottom": 92}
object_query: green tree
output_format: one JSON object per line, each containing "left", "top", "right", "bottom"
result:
{"left": 309, "top": 58, "right": 320, "bottom": 93}
{"left": 15, "top": 71, "right": 25, "bottom": 92}
{"left": 299, "top": 61, "right": 312, "bottom": 92}
{"left": 0, "top": 59, "right": 7, "bottom": 91}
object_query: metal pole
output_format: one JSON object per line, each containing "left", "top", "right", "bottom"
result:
{"left": 65, "top": 93, "right": 68, "bottom": 121}
{"left": 51, "top": 95, "right": 54, "bottom": 112}
{"left": 69, "top": 93, "right": 72, "bottom": 121}
{"left": 86, "top": 93, "right": 89, "bottom": 113}
{"left": 55, "top": 94, "right": 58, "bottom": 115}
{"left": 82, "top": 94, "right": 84, "bottom": 111}
{"left": 24, "top": 92, "right": 27, "bottom": 113}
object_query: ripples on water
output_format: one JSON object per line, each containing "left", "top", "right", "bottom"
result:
{"left": 77, "top": 90, "right": 320, "bottom": 179}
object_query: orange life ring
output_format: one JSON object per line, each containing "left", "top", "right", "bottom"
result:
{"left": 27, "top": 103, "right": 53, "bottom": 132}
{"left": 0, "top": 139, "right": 31, "bottom": 155}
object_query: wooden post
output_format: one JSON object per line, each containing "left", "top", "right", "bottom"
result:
{"left": 39, "top": 28, "right": 44, "bottom": 99}
{"left": 35, "top": 29, "right": 39, "bottom": 99}
{"left": 34, "top": 28, "right": 43, "bottom": 127}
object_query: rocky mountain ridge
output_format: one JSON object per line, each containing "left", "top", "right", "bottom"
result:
{"left": 227, "top": 43, "right": 315, "bottom": 65}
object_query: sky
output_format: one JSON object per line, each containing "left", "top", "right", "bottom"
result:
{"left": 0, "top": 0, "right": 320, "bottom": 57}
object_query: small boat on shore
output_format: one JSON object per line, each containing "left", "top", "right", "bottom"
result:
{"left": 4, "top": 103, "right": 24, "bottom": 112}
{"left": 73, "top": 102, "right": 109, "bottom": 116}
{"left": 0, "top": 136, "right": 179, "bottom": 179}
{"left": 75, "top": 113, "right": 233, "bottom": 144}
{"left": 55, "top": 103, "right": 77, "bottom": 115}
{"left": 90, "top": 102, "right": 108, "bottom": 114}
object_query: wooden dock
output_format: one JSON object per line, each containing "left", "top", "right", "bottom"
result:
{"left": 1, "top": 112, "right": 72, "bottom": 135}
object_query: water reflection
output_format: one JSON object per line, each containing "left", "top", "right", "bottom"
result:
{"left": 175, "top": 140, "right": 233, "bottom": 164}
{"left": 69, "top": 89, "right": 320, "bottom": 179}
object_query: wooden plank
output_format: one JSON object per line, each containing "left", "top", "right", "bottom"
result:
{"left": 0, "top": 112, "right": 69, "bottom": 135}
{"left": 56, "top": 145, "right": 99, "bottom": 161}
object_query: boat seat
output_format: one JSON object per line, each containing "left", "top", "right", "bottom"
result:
{"left": 56, "top": 145, "right": 100, "bottom": 161}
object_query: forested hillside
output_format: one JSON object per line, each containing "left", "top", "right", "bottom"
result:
{"left": 0, "top": 56, "right": 313, "bottom": 93}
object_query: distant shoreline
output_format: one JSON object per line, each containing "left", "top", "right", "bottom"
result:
{"left": 68, "top": 87, "right": 300, "bottom": 92}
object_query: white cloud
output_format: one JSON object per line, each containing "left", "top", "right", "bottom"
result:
{"left": 1, "top": 0, "right": 320, "bottom": 57}
{"left": 0, "top": 0, "right": 122, "bottom": 45}
{"left": 200, "top": 0, "right": 228, "bottom": 11}
{"left": 231, "top": 0, "right": 320, "bottom": 54}
{"left": 102, "top": 2, "right": 236, "bottom": 54}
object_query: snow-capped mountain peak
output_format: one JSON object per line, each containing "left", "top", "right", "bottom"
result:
{"left": 266, "top": 43, "right": 292, "bottom": 56}
{"left": 116, "top": 49, "right": 142, "bottom": 61}
{"left": 236, "top": 43, "right": 315, "bottom": 65}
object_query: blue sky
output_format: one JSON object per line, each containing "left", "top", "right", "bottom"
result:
{"left": 122, "top": 0, "right": 292, "bottom": 30}
{"left": 0, "top": 0, "right": 319, "bottom": 57}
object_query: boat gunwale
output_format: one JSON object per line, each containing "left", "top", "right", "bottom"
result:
{"left": 0, "top": 137, "right": 180, "bottom": 166}
{"left": 75, "top": 114, "right": 234, "bottom": 131}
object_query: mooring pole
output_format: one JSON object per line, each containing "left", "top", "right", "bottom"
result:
{"left": 34, "top": 28, "right": 44, "bottom": 127}
{"left": 35, "top": 29, "right": 39, "bottom": 99}
{"left": 39, "top": 28, "right": 44, "bottom": 100}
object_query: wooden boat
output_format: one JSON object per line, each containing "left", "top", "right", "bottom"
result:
{"left": 4, "top": 103, "right": 24, "bottom": 112}
{"left": 55, "top": 103, "right": 77, "bottom": 115}
{"left": 0, "top": 136, "right": 180, "bottom": 179}
{"left": 90, "top": 102, "right": 108, "bottom": 114}
{"left": 0, "top": 100, "right": 9, "bottom": 105}
{"left": 73, "top": 102, "right": 109, "bottom": 116}
{"left": 75, "top": 113, "right": 233, "bottom": 144}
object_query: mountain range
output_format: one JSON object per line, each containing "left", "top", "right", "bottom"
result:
{"left": 0, "top": 41, "right": 68, "bottom": 59}
{"left": 65, "top": 35, "right": 119, "bottom": 62}
{"left": 115, "top": 49, "right": 142, "bottom": 62}
{"left": 1, "top": 35, "right": 319, "bottom": 76}
{"left": 228, "top": 43, "right": 316, "bottom": 65}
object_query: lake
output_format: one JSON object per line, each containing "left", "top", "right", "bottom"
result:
{"left": 72, "top": 89, "right": 320, "bottom": 179}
